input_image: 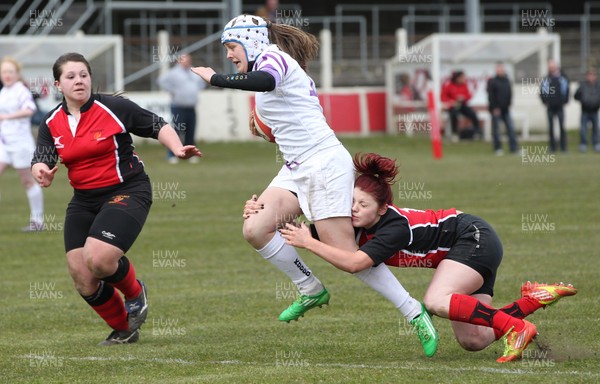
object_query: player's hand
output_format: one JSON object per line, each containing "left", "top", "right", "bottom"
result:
{"left": 33, "top": 165, "right": 58, "bottom": 187}
{"left": 243, "top": 194, "right": 263, "bottom": 219}
{"left": 174, "top": 145, "right": 202, "bottom": 160}
{"left": 191, "top": 67, "right": 216, "bottom": 83}
{"left": 249, "top": 110, "right": 260, "bottom": 138}
{"left": 280, "top": 222, "right": 311, "bottom": 249}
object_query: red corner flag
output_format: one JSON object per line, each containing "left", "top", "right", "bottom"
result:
{"left": 427, "top": 89, "right": 443, "bottom": 159}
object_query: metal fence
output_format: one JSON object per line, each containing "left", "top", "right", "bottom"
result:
{"left": 2, "top": 1, "right": 599, "bottom": 88}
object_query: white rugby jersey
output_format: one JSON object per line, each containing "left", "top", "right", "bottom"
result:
{"left": 0, "top": 81, "right": 37, "bottom": 144}
{"left": 254, "top": 45, "right": 340, "bottom": 164}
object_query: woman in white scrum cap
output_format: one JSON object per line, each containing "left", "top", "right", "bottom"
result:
{"left": 192, "top": 15, "right": 439, "bottom": 357}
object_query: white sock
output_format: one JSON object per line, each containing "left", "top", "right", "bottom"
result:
{"left": 26, "top": 184, "right": 44, "bottom": 224}
{"left": 353, "top": 263, "right": 421, "bottom": 321}
{"left": 257, "top": 232, "right": 323, "bottom": 296}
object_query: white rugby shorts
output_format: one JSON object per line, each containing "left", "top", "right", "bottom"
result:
{"left": 0, "top": 136, "right": 35, "bottom": 169}
{"left": 268, "top": 144, "right": 354, "bottom": 221}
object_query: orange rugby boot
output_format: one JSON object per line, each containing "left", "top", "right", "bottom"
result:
{"left": 496, "top": 320, "right": 538, "bottom": 363}
{"left": 521, "top": 281, "right": 577, "bottom": 306}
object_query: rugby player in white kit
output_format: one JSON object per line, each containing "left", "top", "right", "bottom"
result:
{"left": 192, "top": 15, "right": 438, "bottom": 356}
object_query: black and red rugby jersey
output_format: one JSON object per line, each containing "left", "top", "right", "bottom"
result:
{"left": 32, "top": 94, "right": 166, "bottom": 190}
{"left": 357, "top": 205, "right": 460, "bottom": 268}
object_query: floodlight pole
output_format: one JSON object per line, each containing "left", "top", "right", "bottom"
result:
{"left": 228, "top": 0, "right": 242, "bottom": 19}
{"left": 157, "top": 30, "right": 170, "bottom": 77}
{"left": 537, "top": 28, "right": 550, "bottom": 77}
{"left": 465, "top": 0, "right": 481, "bottom": 33}
{"left": 396, "top": 28, "right": 407, "bottom": 57}
{"left": 320, "top": 29, "right": 333, "bottom": 92}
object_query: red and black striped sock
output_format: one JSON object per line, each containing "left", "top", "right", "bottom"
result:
{"left": 103, "top": 256, "right": 141, "bottom": 300}
{"left": 82, "top": 281, "right": 128, "bottom": 331}
{"left": 492, "top": 297, "right": 543, "bottom": 339}
{"left": 499, "top": 297, "right": 543, "bottom": 319}
{"left": 449, "top": 294, "right": 524, "bottom": 338}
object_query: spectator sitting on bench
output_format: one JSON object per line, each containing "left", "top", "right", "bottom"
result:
{"left": 442, "top": 70, "right": 482, "bottom": 140}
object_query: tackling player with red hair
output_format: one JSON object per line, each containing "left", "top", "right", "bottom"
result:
{"left": 279, "top": 152, "right": 577, "bottom": 363}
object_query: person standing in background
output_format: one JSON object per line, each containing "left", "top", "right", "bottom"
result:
{"left": 487, "top": 62, "right": 518, "bottom": 155}
{"left": 256, "top": 0, "right": 279, "bottom": 22}
{"left": 0, "top": 57, "right": 44, "bottom": 232}
{"left": 157, "top": 53, "right": 205, "bottom": 164}
{"left": 540, "top": 59, "right": 569, "bottom": 153}
{"left": 574, "top": 68, "right": 600, "bottom": 153}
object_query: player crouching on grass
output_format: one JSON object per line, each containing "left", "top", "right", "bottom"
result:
{"left": 31, "top": 52, "right": 201, "bottom": 346}
{"left": 271, "top": 153, "right": 577, "bottom": 363}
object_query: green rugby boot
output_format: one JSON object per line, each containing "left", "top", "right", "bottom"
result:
{"left": 410, "top": 303, "right": 439, "bottom": 357}
{"left": 278, "top": 288, "right": 330, "bottom": 322}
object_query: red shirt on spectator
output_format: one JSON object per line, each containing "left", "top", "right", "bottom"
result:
{"left": 441, "top": 80, "right": 472, "bottom": 106}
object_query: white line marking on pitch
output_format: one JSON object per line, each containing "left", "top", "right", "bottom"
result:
{"left": 18, "top": 354, "right": 194, "bottom": 365}
{"left": 15, "top": 355, "right": 599, "bottom": 377}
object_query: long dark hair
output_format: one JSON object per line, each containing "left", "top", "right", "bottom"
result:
{"left": 267, "top": 22, "right": 318, "bottom": 71}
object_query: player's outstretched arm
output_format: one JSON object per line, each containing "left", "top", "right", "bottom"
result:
{"left": 190, "top": 66, "right": 216, "bottom": 83}
{"left": 280, "top": 223, "right": 373, "bottom": 273}
{"left": 157, "top": 124, "right": 202, "bottom": 159}
{"left": 192, "top": 67, "right": 275, "bottom": 92}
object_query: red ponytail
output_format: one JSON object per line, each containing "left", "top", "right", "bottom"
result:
{"left": 353, "top": 153, "right": 399, "bottom": 206}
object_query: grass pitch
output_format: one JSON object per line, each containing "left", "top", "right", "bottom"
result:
{"left": 0, "top": 135, "right": 598, "bottom": 383}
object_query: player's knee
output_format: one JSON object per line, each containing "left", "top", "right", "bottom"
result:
{"left": 242, "top": 220, "right": 255, "bottom": 242}
{"left": 86, "top": 259, "right": 109, "bottom": 278}
{"left": 242, "top": 221, "right": 258, "bottom": 245}
{"left": 242, "top": 219, "right": 270, "bottom": 248}
{"left": 456, "top": 333, "right": 488, "bottom": 351}
{"left": 22, "top": 177, "right": 35, "bottom": 189}
{"left": 423, "top": 295, "right": 445, "bottom": 317}
{"left": 83, "top": 250, "right": 112, "bottom": 278}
